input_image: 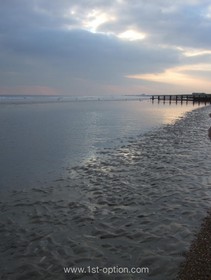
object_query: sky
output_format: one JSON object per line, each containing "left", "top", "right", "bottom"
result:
{"left": 0, "top": 0, "right": 211, "bottom": 96}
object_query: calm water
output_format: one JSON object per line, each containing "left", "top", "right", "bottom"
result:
{"left": 0, "top": 99, "right": 211, "bottom": 280}
{"left": 0, "top": 99, "right": 201, "bottom": 191}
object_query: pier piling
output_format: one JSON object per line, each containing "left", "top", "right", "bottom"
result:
{"left": 150, "top": 94, "right": 211, "bottom": 104}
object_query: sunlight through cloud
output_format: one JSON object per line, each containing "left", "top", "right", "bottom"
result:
{"left": 127, "top": 64, "right": 211, "bottom": 90}
{"left": 82, "top": 9, "right": 116, "bottom": 33}
{"left": 117, "top": 29, "right": 146, "bottom": 41}
{"left": 182, "top": 48, "right": 211, "bottom": 57}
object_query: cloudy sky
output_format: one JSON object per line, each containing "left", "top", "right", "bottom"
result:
{"left": 1, "top": 0, "right": 211, "bottom": 96}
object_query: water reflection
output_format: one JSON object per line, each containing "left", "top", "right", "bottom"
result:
{"left": 151, "top": 101, "right": 205, "bottom": 124}
{"left": 1, "top": 105, "right": 211, "bottom": 280}
{"left": 0, "top": 100, "right": 204, "bottom": 191}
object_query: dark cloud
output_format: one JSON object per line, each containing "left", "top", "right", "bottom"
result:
{"left": 0, "top": 0, "right": 211, "bottom": 95}
{"left": 99, "top": 1, "right": 211, "bottom": 48}
{"left": 0, "top": 27, "right": 180, "bottom": 82}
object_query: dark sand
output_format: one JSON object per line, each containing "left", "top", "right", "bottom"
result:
{"left": 178, "top": 211, "right": 211, "bottom": 280}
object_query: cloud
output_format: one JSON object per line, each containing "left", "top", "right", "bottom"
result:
{"left": 0, "top": 26, "right": 180, "bottom": 84}
{"left": 0, "top": 0, "right": 211, "bottom": 95}
{"left": 127, "top": 64, "right": 211, "bottom": 93}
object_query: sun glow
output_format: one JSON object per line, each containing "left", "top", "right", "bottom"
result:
{"left": 82, "top": 9, "right": 116, "bottom": 33}
{"left": 177, "top": 47, "right": 211, "bottom": 57}
{"left": 118, "top": 29, "right": 146, "bottom": 41}
{"left": 127, "top": 64, "right": 211, "bottom": 90}
{"left": 63, "top": 8, "right": 116, "bottom": 33}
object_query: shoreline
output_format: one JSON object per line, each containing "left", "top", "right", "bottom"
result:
{"left": 178, "top": 210, "right": 211, "bottom": 279}
{"left": 0, "top": 104, "right": 211, "bottom": 279}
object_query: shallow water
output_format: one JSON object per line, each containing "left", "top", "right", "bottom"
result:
{"left": 1, "top": 103, "right": 211, "bottom": 280}
{"left": 0, "top": 99, "right": 198, "bottom": 191}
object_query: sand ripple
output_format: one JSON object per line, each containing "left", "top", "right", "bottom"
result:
{"left": 1, "top": 106, "right": 211, "bottom": 280}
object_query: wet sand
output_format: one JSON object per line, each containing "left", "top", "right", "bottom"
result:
{"left": 1, "top": 105, "right": 211, "bottom": 280}
{"left": 178, "top": 211, "right": 211, "bottom": 280}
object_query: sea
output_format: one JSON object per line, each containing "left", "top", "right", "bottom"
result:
{"left": 0, "top": 95, "right": 211, "bottom": 280}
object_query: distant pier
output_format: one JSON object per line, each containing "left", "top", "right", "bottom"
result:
{"left": 151, "top": 93, "right": 211, "bottom": 104}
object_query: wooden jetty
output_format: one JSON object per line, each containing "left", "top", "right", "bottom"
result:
{"left": 151, "top": 93, "right": 211, "bottom": 104}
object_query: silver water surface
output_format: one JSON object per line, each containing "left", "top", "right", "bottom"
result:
{"left": 0, "top": 100, "right": 197, "bottom": 191}
{"left": 0, "top": 103, "right": 211, "bottom": 280}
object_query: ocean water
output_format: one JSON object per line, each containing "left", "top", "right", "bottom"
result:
{"left": 0, "top": 99, "right": 202, "bottom": 191}
{"left": 0, "top": 98, "right": 211, "bottom": 280}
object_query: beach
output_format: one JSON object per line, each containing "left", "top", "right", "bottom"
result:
{"left": 0, "top": 100, "right": 211, "bottom": 280}
{"left": 178, "top": 211, "right": 211, "bottom": 280}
